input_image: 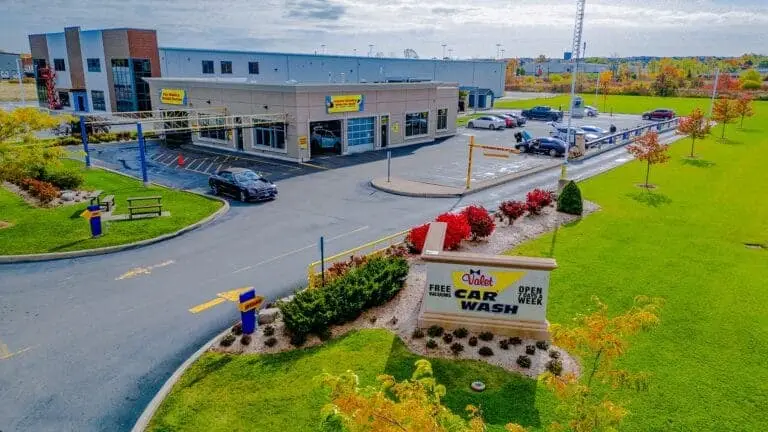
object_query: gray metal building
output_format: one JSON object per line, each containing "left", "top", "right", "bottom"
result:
{"left": 0, "top": 51, "right": 21, "bottom": 77}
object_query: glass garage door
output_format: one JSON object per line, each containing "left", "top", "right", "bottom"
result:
{"left": 346, "top": 117, "right": 375, "bottom": 153}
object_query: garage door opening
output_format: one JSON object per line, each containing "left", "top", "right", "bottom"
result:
{"left": 346, "top": 117, "right": 375, "bottom": 154}
{"left": 310, "top": 120, "right": 343, "bottom": 157}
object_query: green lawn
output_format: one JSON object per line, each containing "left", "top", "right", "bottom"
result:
{"left": 496, "top": 93, "right": 713, "bottom": 116}
{"left": 0, "top": 160, "right": 222, "bottom": 255}
{"left": 148, "top": 98, "right": 768, "bottom": 431}
{"left": 456, "top": 113, "right": 485, "bottom": 127}
{"left": 506, "top": 100, "right": 768, "bottom": 430}
{"left": 148, "top": 329, "right": 557, "bottom": 432}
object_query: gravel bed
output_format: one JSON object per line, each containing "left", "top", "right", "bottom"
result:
{"left": 213, "top": 203, "right": 599, "bottom": 378}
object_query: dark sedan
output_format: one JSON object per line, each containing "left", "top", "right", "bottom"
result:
{"left": 505, "top": 112, "right": 527, "bottom": 126}
{"left": 209, "top": 168, "right": 278, "bottom": 202}
{"left": 515, "top": 137, "right": 567, "bottom": 158}
{"left": 642, "top": 109, "right": 675, "bottom": 120}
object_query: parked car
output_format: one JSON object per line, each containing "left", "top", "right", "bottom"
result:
{"left": 491, "top": 114, "right": 516, "bottom": 128}
{"left": 579, "top": 125, "right": 608, "bottom": 135}
{"left": 585, "top": 105, "right": 599, "bottom": 117}
{"left": 505, "top": 112, "right": 527, "bottom": 126}
{"left": 521, "top": 106, "right": 564, "bottom": 121}
{"left": 310, "top": 128, "right": 342, "bottom": 152}
{"left": 467, "top": 116, "right": 506, "bottom": 130}
{"left": 209, "top": 167, "right": 278, "bottom": 202}
{"left": 515, "top": 137, "right": 567, "bottom": 157}
{"left": 0, "top": 71, "right": 10, "bottom": 80}
{"left": 642, "top": 108, "right": 675, "bottom": 121}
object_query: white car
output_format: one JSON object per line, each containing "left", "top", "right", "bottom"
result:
{"left": 467, "top": 116, "right": 506, "bottom": 130}
{"left": 585, "top": 105, "right": 599, "bottom": 117}
{"left": 549, "top": 124, "right": 600, "bottom": 143}
{"left": 579, "top": 125, "right": 608, "bottom": 136}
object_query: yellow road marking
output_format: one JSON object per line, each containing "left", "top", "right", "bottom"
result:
{"left": 300, "top": 162, "right": 329, "bottom": 170}
{"left": 188, "top": 297, "right": 227, "bottom": 313}
{"left": 0, "top": 341, "right": 36, "bottom": 360}
{"left": 188, "top": 287, "right": 253, "bottom": 314}
{"left": 116, "top": 260, "right": 175, "bottom": 280}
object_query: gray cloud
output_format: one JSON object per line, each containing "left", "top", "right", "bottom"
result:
{"left": 285, "top": 0, "right": 346, "bottom": 20}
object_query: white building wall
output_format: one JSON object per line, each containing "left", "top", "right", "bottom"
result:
{"left": 45, "top": 32, "right": 71, "bottom": 90}
{"left": 79, "top": 30, "right": 112, "bottom": 112}
{"left": 160, "top": 48, "right": 506, "bottom": 95}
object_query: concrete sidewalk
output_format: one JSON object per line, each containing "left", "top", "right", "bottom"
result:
{"left": 371, "top": 160, "right": 560, "bottom": 198}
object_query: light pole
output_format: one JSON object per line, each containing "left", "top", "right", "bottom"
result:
{"left": 500, "top": 48, "right": 505, "bottom": 59}
{"left": 442, "top": 44, "right": 447, "bottom": 59}
{"left": 368, "top": 44, "right": 374, "bottom": 57}
{"left": 16, "top": 58, "right": 25, "bottom": 105}
{"left": 495, "top": 43, "right": 501, "bottom": 59}
{"left": 448, "top": 48, "right": 453, "bottom": 59}
{"left": 321, "top": 44, "right": 326, "bottom": 54}
{"left": 709, "top": 67, "right": 720, "bottom": 116}
{"left": 353, "top": 48, "right": 357, "bottom": 56}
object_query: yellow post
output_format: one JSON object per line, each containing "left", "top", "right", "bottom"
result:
{"left": 466, "top": 135, "right": 475, "bottom": 189}
{"left": 307, "top": 265, "right": 315, "bottom": 289}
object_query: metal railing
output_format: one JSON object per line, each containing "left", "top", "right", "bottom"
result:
{"left": 307, "top": 230, "right": 409, "bottom": 289}
{"left": 574, "top": 117, "right": 680, "bottom": 160}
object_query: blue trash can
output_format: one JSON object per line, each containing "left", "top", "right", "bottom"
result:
{"left": 87, "top": 204, "right": 102, "bottom": 237}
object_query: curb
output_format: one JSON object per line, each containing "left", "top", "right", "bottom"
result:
{"left": 130, "top": 325, "right": 233, "bottom": 432}
{"left": 371, "top": 162, "right": 559, "bottom": 198}
{"left": 0, "top": 167, "right": 229, "bottom": 264}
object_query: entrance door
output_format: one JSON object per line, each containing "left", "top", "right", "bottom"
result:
{"left": 380, "top": 115, "right": 389, "bottom": 148}
{"left": 235, "top": 117, "right": 244, "bottom": 151}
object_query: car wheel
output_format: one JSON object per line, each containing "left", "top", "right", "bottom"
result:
{"left": 467, "top": 122, "right": 474, "bottom": 128}
{"left": 549, "top": 149, "right": 558, "bottom": 157}
{"left": 519, "top": 145, "right": 529, "bottom": 153}
{"left": 210, "top": 184, "right": 219, "bottom": 196}
{"left": 488, "top": 124, "right": 495, "bottom": 130}
{"left": 239, "top": 190, "right": 248, "bottom": 202}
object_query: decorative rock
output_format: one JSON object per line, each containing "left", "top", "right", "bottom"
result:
{"left": 258, "top": 308, "right": 280, "bottom": 324}
{"left": 61, "top": 191, "right": 76, "bottom": 201}
{"left": 470, "top": 381, "right": 486, "bottom": 392}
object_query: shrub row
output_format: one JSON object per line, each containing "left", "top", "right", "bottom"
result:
{"left": 405, "top": 206, "right": 494, "bottom": 253}
{"left": 278, "top": 255, "right": 409, "bottom": 342}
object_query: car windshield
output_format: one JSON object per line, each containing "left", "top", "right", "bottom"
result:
{"left": 234, "top": 171, "right": 261, "bottom": 182}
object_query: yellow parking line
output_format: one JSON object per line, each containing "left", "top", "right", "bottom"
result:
{"left": 300, "top": 162, "right": 329, "bottom": 170}
{"left": 188, "top": 297, "right": 227, "bottom": 313}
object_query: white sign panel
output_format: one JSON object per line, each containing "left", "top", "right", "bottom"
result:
{"left": 424, "top": 263, "right": 550, "bottom": 322}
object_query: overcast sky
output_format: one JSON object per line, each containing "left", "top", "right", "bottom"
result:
{"left": 2, "top": 0, "right": 767, "bottom": 59}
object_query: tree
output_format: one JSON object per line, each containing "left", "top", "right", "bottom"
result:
{"left": 739, "top": 68, "right": 762, "bottom": 84}
{"left": 677, "top": 108, "right": 711, "bottom": 157}
{"left": 0, "top": 108, "right": 69, "bottom": 183}
{"left": 506, "top": 296, "right": 664, "bottom": 432}
{"left": 734, "top": 94, "right": 755, "bottom": 128}
{"left": 711, "top": 98, "right": 738, "bottom": 139}
{"left": 536, "top": 54, "right": 548, "bottom": 63}
{"left": 651, "top": 64, "right": 682, "bottom": 97}
{"left": 318, "top": 359, "right": 486, "bottom": 432}
{"left": 598, "top": 70, "right": 613, "bottom": 109}
{"left": 626, "top": 132, "right": 670, "bottom": 188}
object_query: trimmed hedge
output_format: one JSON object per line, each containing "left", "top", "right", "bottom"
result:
{"left": 278, "top": 255, "right": 409, "bottom": 340}
{"left": 557, "top": 180, "right": 583, "bottom": 215}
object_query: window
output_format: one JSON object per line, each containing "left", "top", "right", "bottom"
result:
{"left": 248, "top": 61, "right": 259, "bottom": 75}
{"left": 252, "top": 120, "right": 286, "bottom": 150}
{"left": 54, "top": 58, "right": 66, "bottom": 71}
{"left": 199, "top": 114, "right": 227, "bottom": 141}
{"left": 405, "top": 112, "right": 429, "bottom": 137}
{"left": 58, "top": 91, "right": 70, "bottom": 107}
{"left": 91, "top": 90, "right": 106, "bottom": 111}
{"left": 347, "top": 117, "right": 375, "bottom": 147}
{"left": 202, "top": 60, "right": 214, "bottom": 74}
{"left": 437, "top": 108, "right": 448, "bottom": 130}
{"left": 219, "top": 171, "right": 234, "bottom": 182}
{"left": 220, "top": 61, "right": 232, "bottom": 74}
{"left": 87, "top": 58, "right": 101, "bottom": 72}
{"left": 132, "top": 59, "right": 152, "bottom": 111}
{"left": 111, "top": 59, "right": 134, "bottom": 112}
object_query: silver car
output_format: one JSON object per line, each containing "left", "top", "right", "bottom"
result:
{"left": 467, "top": 116, "right": 506, "bottom": 130}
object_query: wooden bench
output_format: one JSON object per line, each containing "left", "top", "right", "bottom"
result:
{"left": 100, "top": 195, "right": 115, "bottom": 212}
{"left": 88, "top": 190, "right": 104, "bottom": 206}
{"left": 127, "top": 196, "right": 163, "bottom": 219}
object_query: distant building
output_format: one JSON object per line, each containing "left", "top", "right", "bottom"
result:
{"left": 0, "top": 51, "right": 21, "bottom": 77}
{"left": 521, "top": 59, "right": 609, "bottom": 76}
{"left": 28, "top": 26, "right": 160, "bottom": 112}
{"left": 159, "top": 47, "right": 505, "bottom": 109}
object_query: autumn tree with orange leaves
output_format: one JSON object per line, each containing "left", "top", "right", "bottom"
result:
{"left": 734, "top": 94, "right": 755, "bottom": 129}
{"left": 712, "top": 98, "right": 738, "bottom": 140}
{"left": 506, "top": 296, "right": 664, "bottom": 432}
{"left": 677, "top": 108, "right": 711, "bottom": 158}
{"left": 627, "top": 131, "right": 671, "bottom": 188}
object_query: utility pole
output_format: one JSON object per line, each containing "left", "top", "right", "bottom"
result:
{"left": 368, "top": 44, "right": 374, "bottom": 57}
{"left": 709, "top": 67, "right": 720, "bottom": 117}
{"left": 495, "top": 43, "right": 501, "bottom": 59}
{"left": 16, "top": 58, "right": 25, "bottom": 105}
{"left": 564, "top": 0, "right": 586, "bottom": 179}
{"left": 321, "top": 44, "right": 326, "bottom": 55}
{"left": 442, "top": 44, "right": 447, "bottom": 59}
{"left": 448, "top": 48, "right": 453, "bottom": 59}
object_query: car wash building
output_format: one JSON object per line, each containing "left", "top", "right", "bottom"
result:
{"left": 144, "top": 77, "right": 458, "bottom": 162}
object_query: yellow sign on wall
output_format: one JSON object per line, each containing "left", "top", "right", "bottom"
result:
{"left": 160, "top": 88, "right": 187, "bottom": 105}
{"left": 392, "top": 122, "right": 400, "bottom": 133}
{"left": 325, "top": 95, "right": 364, "bottom": 113}
{"left": 298, "top": 135, "right": 308, "bottom": 149}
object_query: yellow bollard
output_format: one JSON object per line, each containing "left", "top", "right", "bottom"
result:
{"left": 466, "top": 135, "right": 475, "bottom": 189}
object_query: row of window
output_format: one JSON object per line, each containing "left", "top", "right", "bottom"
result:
{"left": 51, "top": 58, "right": 103, "bottom": 73}
{"left": 202, "top": 60, "right": 260, "bottom": 75}
{"left": 55, "top": 90, "right": 106, "bottom": 111}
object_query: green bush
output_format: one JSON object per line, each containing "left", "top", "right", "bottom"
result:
{"left": 442, "top": 333, "right": 453, "bottom": 344}
{"left": 557, "top": 180, "right": 583, "bottom": 215}
{"left": 411, "top": 328, "right": 425, "bottom": 339}
{"left": 546, "top": 359, "right": 563, "bottom": 375}
{"left": 278, "top": 256, "right": 409, "bottom": 340}
{"left": 264, "top": 337, "right": 278, "bottom": 347}
{"left": 516, "top": 355, "right": 532, "bottom": 368}
{"left": 741, "top": 80, "right": 762, "bottom": 90}
{"left": 426, "top": 339, "right": 438, "bottom": 349}
{"left": 427, "top": 325, "right": 444, "bottom": 338}
{"left": 220, "top": 334, "right": 236, "bottom": 347}
{"left": 452, "top": 327, "right": 468, "bottom": 339}
{"left": 468, "top": 336, "right": 478, "bottom": 347}
{"left": 450, "top": 342, "right": 464, "bottom": 355}
{"left": 43, "top": 168, "right": 84, "bottom": 190}
{"left": 478, "top": 346, "right": 494, "bottom": 357}
{"left": 536, "top": 340, "right": 550, "bottom": 350}
{"left": 479, "top": 331, "right": 494, "bottom": 341}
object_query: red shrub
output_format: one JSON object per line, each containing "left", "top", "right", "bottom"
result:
{"left": 405, "top": 223, "right": 430, "bottom": 253}
{"left": 526, "top": 189, "right": 554, "bottom": 208}
{"left": 435, "top": 212, "right": 471, "bottom": 250}
{"left": 20, "top": 178, "right": 60, "bottom": 204}
{"left": 461, "top": 205, "right": 495, "bottom": 240}
{"left": 498, "top": 200, "right": 526, "bottom": 224}
{"left": 526, "top": 201, "right": 542, "bottom": 215}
